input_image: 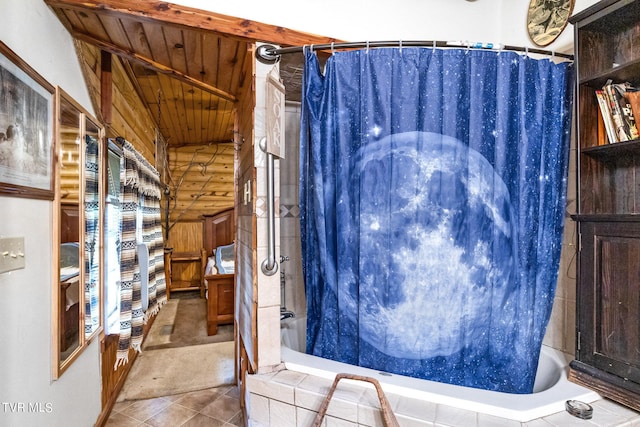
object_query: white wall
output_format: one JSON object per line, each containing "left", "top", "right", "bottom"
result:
{"left": 172, "top": 0, "right": 600, "bottom": 51}
{"left": 173, "top": 0, "right": 503, "bottom": 43}
{"left": 0, "top": 1, "right": 101, "bottom": 426}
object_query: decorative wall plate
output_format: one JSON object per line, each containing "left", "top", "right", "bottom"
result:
{"left": 527, "top": 0, "right": 575, "bottom": 47}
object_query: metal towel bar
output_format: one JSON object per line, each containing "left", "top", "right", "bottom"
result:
{"left": 312, "top": 373, "right": 400, "bottom": 427}
{"left": 260, "top": 137, "right": 278, "bottom": 276}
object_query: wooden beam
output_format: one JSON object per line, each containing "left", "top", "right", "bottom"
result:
{"left": 100, "top": 50, "right": 113, "bottom": 125}
{"left": 71, "top": 30, "right": 238, "bottom": 102}
{"left": 44, "top": 0, "right": 343, "bottom": 48}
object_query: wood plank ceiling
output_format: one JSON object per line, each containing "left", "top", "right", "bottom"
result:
{"left": 45, "top": 0, "right": 247, "bottom": 147}
{"left": 44, "top": 0, "right": 338, "bottom": 222}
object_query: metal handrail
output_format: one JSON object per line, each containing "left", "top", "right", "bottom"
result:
{"left": 260, "top": 137, "right": 278, "bottom": 276}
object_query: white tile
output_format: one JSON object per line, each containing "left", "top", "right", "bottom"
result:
{"left": 295, "top": 375, "right": 334, "bottom": 411}
{"left": 591, "top": 399, "right": 640, "bottom": 424}
{"left": 477, "top": 413, "right": 522, "bottom": 427}
{"left": 394, "top": 396, "right": 436, "bottom": 422}
{"left": 522, "top": 418, "right": 553, "bottom": 427}
{"left": 435, "top": 404, "right": 477, "bottom": 427}
{"left": 248, "top": 371, "right": 296, "bottom": 404}
{"left": 324, "top": 381, "right": 365, "bottom": 423}
{"left": 325, "top": 415, "right": 357, "bottom": 426}
{"left": 273, "top": 369, "right": 307, "bottom": 387}
{"left": 246, "top": 372, "right": 277, "bottom": 397}
{"left": 254, "top": 110, "right": 266, "bottom": 142}
{"left": 564, "top": 301, "right": 576, "bottom": 353}
{"left": 543, "top": 297, "right": 564, "bottom": 350}
{"left": 257, "top": 264, "right": 280, "bottom": 307}
{"left": 396, "top": 414, "right": 435, "bottom": 427}
{"left": 248, "top": 393, "right": 270, "bottom": 426}
{"left": 297, "top": 406, "right": 322, "bottom": 427}
{"left": 270, "top": 399, "right": 297, "bottom": 427}
{"left": 257, "top": 305, "right": 281, "bottom": 367}
{"left": 541, "top": 410, "right": 598, "bottom": 426}
{"left": 280, "top": 183, "right": 298, "bottom": 203}
{"left": 358, "top": 387, "right": 401, "bottom": 427}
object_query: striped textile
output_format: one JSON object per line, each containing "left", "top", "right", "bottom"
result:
{"left": 115, "top": 140, "right": 166, "bottom": 368}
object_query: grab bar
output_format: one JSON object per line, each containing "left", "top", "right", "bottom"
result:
{"left": 312, "top": 373, "right": 399, "bottom": 427}
{"left": 260, "top": 137, "right": 278, "bottom": 276}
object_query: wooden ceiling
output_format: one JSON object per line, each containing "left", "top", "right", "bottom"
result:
{"left": 45, "top": 1, "right": 247, "bottom": 148}
{"left": 44, "top": 0, "right": 339, "bottom": 149}
{"left": 44, "top": 0, "right": 338, "bottom": 222}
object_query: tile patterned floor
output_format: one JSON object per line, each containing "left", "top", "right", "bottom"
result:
{"left": 105, "top": 385, "right": 244, "bottom": 427}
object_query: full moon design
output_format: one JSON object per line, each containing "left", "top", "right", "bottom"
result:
{"left": 341, "top": 131, "right": 518, "bottom": 359}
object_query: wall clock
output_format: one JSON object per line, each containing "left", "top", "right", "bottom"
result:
{"left": 527, "top": 0, "right": 575, "bottom": 47}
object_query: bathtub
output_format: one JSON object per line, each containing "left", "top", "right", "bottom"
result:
{"left": 280, "top": 316, "right": 600, "bottom": 422}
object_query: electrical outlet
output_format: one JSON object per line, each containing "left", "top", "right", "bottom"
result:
{"left": 0, "top": 237, "right": 25, "bottom": 274}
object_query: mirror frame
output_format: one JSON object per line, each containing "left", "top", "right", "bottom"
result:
{"left": 52, "top": 87, "right": 104, "bottom": 378}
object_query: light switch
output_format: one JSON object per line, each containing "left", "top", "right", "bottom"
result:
{"left": 0, "top": 237, "right": 25, "bottom": 274}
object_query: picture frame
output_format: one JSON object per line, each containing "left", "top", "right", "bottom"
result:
{"left": 527, "top": 0, "right": 575, "bottom": 47}
{"left": 0, "top": 41, "right": 55, "bottom": 200}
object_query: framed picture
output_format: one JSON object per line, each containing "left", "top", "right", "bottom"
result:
{"left": 527, "top": 0, "right": 575, "bottom": 47}
{"left": 0, "top": 41, "right": 55, "bottom": 200}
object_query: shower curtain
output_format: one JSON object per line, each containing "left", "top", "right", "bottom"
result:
{"left": 116, "top": 140, "right": 166, "bottom": 367}
{"left": 299, "top": 47, "right": 574, "bottom": 393}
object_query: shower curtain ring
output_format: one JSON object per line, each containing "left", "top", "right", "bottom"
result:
{"left": 366, "top": 40, "right": 369, "bottom": 53}
{"left": 310, "top": 44, "right": 315, "bottom": 53}
{"left": 399, "top": 40, "right": 403, "bottom": 52}
{"left": 331, "top": 42, "right": 335, "bottom": 55}
{"left": 432, "top": 40, "right": 436, "bottom": 49}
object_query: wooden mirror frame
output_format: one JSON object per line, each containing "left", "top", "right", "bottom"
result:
{"left": 52, "top": 87, "right": 104, "bottom": 378}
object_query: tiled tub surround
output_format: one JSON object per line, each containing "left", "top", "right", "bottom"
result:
{"left": 244, "top": 318, "right": 639, "bottom": 427}
{"left": 247, "top": 366, "right": 640, "bottom": 427}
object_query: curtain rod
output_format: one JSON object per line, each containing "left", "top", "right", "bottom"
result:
{"left": 256, "top": 40, "right": 573, "bottom": 64}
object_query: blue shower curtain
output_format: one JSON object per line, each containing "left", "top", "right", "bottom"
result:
{"left": 299, "top": 47, "right": 574, "bottom": 393}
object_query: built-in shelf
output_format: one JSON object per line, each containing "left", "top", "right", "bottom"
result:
{"left": 571, "top": 213, "right": 640, "bottom": 222}
{"left": 581, "top": 138, "right": 640, "bottom": 160}
{"left": 168, "top": 250, "right": 206, "bottom": 296}
{"left": 578, "top": 58, "right": 640, "bottom": 88}
{"left": 570, "top": 0, "right": 640, "bottom": 412}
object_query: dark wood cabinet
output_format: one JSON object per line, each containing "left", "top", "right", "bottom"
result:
{"left": 569, "top": 0, "right": 640, "bottom": 412}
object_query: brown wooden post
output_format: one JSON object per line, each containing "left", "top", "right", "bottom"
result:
{"left": 100, "top": 50, "right": 112, "bottom": 125}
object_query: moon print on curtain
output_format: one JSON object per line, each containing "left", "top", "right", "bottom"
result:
{"left": 299, "top": 47, "right": 574, "bottom": 393}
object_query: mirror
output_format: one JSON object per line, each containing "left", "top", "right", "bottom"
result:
{"left": 58, "top": 92, "right": 81, "bottom": 365}
{"left": 54, "top": 88, "right": 103, "bottom": 376}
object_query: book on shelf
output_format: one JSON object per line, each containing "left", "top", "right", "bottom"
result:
{"left": 595, "top": 89, "right": 618, "bottom": 144}
{"left": 626, "top": 90, "right": 640, "bottom": 130}
{"left": 600, "top": 80, "right": 639, "bottom": 143}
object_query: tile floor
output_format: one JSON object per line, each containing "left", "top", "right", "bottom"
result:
{"left": 105, "top": 385, "right": 244, "bottom": 427}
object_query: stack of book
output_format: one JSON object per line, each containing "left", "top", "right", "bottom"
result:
{"left": 595, "top": 80, "right": 640, "bottom": 144}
